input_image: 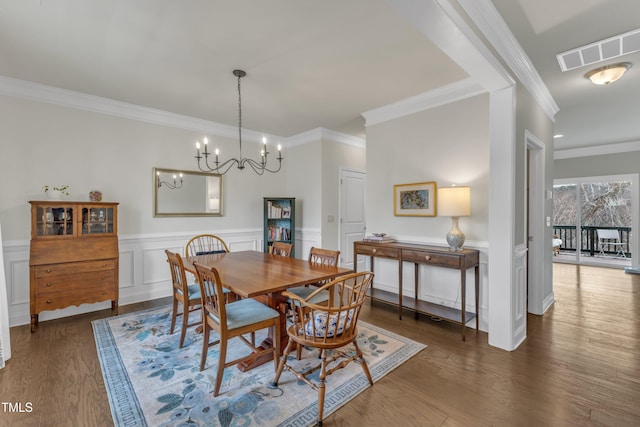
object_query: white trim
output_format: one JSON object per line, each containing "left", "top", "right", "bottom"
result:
{"left": 525, "top": 130, "right": 549, "bottom": 315}
{"left": 457, "top": 0, "right": 559, "bottom": 121}
{"left": 0, "top": 75, "right": 279, "bottom": 145}
{"left": 0, "top": 75, "right": 366, "bottom": 150}
{"left": 284, "top": 127, "right": 365, "bottom": 148}
{"left": 554, "top": 140, "right": 640, "bottom": 159}
{"left": 361, "top": 78, "right": 485, "bottom": 126}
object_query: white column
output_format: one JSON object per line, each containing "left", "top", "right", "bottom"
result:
{"left": 0, "top": 222, "right": 11, "bottom": 367}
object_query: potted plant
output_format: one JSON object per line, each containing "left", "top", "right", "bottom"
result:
{"left": 43, "top": 185, "right": 70, "bottom": 200}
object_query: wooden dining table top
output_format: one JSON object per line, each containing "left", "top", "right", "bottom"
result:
{"left": 185, "top": 250, "right": 353, "bottom": 298}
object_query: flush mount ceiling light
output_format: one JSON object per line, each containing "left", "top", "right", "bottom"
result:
{"left": 584, "top": 62, "right": 632, "bottom": 85}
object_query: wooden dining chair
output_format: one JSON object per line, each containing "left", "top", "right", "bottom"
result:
{"left": 185, "top": 234, "right": 230, "bottom": 257}
{"left": 193, "top": 262, "right": 281, "bottom": 397}
{"left": 286, "top": 247, "right": 339, "bottom": 301}
{"left": 165, "top": 250, "right": 202, "bottom": 348}
{"left": 271, "top": 241, "right": 293, "bottom": 257}
{"left": 271, "top": 271, "right": 375, "bottom": 427}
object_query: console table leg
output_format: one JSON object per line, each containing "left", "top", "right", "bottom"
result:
{"left": 461, "top": 269, "right": 466, "bottom": 341}
{"left": 475, "top": 265, "right": 480, "bottom": 331}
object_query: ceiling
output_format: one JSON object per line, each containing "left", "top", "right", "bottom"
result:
{"left": 0, "top": 0, "right": 638, "bottom": 151}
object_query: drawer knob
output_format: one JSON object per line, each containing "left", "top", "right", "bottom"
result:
{"left": 46, "top": 269, "right": 52, "bottom": 273}
{"left": 46, "top": 300, "right": 52, "bottom": 304}
{"left": 46, "top": 283, "right": 52, "bottom": 287}
{"left": 102, "top": 264, "right": 108, "bottom": 267}
{"left": 101, "top": 276, "right": 106, "bottom": 280}
{"left": 101, "top": 291, "right": 107, "bottom": 295}
{"left": 425, "top": 255, "right": 431, "bottom": 261}
{"left": 372, "top": 248, "right": 377, "bottom": 253}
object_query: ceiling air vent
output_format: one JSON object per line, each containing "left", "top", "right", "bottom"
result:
{"left": 557, "top": 28, "right": 640, "bottom": 72}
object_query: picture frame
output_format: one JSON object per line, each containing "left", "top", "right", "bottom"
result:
{"left": 394, "top": 182, "right": 437, "bottom": 217}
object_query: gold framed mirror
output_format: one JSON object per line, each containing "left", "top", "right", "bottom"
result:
{"left": 153, "top": 168, "right": 223, "bottom": 217}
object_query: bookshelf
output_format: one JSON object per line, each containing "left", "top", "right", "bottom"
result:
{"left": 264, "top": 197, "right": 295, "bottom": 257}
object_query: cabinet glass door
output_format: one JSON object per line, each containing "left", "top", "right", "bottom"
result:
{"left": 35, "top": 206, "right": 74, "bottom": 237}
{"left": 81, "top": 205, "right": 115, "bottom": 235}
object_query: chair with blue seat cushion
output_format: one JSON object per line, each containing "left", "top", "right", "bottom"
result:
{"left": 165, "top": 250, "right": 202, "bottom": 348}
{"left": 271, "top": 271, "right": 374, "bottom": 427}
{"left": 185, "top": 234, "right": 230, "bottom": 257}
{"left": 193, "top": 262, "right": 281, "bottom": 397}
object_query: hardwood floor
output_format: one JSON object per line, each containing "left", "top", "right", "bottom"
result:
{"left": 1, "top": 263, "right": 639, "bottom": 426}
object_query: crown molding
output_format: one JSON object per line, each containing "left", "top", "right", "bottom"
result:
{"left": 0, "top": 75, "right": 366, "bottom": 149}
{"left": 284, "top": 127, "right": 365, "bottom": 148}
{"left": 362, "top": 78, "right": 485, "bottom": 126}
{"left": 0, "top": 75, "right": 277, "bottom": 144}
{"left": 456, "top": 0, "right": 559, "bottom": 121}
{"left": 554, "top": 140, "right": 640, "bottom": 159}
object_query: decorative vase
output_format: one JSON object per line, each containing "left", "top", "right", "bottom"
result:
{"left": 89, "top": 190, "right": 102, "bottom": 202}
{"left": 47, "top": 190, "right": 62, "bottom": 200}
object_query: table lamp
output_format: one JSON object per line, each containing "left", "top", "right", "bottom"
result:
{"left": 438, "top": 186, "right": 471, "bottom": 251}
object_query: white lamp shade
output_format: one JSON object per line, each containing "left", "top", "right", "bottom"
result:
{"left": 438, "top": 186, "right": 470, "bottom": 217}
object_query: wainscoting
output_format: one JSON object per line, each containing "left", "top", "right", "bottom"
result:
{"left": 2, "top": 227, "right": 322, "bottom": 327}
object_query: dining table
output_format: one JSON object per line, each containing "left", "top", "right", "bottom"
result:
{"left": 184, "top": 250, "right": 353, "bottom": 371}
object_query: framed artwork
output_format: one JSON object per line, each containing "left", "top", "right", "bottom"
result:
{"left": 394, "top": 182, "right": 437, "bottom": 217}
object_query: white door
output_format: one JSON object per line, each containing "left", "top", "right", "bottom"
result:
{"left": 339, "top": 169, "right": 366, "bottom": 270}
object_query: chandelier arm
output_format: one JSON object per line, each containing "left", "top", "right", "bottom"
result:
{"left": 198, "top": 155, "right": 239, "bottom": 175}
{"left": 244, "top": 157, "right": 283, "bottom": 174}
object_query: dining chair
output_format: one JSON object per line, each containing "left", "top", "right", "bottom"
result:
{"left": 284, "top": 247, "right": 340, "bottom": 358}
{"left": 193, "top": 262, "right": 281, "bottom": 397}
{"left": 271, "top": 241, "right": 293, "bottom": 257}
{"left": 271, "top": 271, "right": 375, "bottom": 427}
{"left": 185, "top": 234, "right": 230, "bottom": 257}
{"left": 165, "top": 250, "right": 201, "bottom": 348}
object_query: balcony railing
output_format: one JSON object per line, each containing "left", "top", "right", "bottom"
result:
{"left": 552, "top": 225, "right": 632, "bottom": 257}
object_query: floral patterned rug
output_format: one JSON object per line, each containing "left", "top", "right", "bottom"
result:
{"left": 92, "top": 305, "right": 425, "bottom": 427}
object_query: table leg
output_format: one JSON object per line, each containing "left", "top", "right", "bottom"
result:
{"left": 461, "top": 268, "right": 466, "bottom": 341}
{"left": 475, "top": 265, "right": 480, "bottom": 331}
{"left": 414, "top": 263, "right": 419, "bottom": 320}
{"left": 398, "top": 259, "right": 403, "bottom": 320}
{"left": 237, "top": 292, "right": 289, "bottom": 372}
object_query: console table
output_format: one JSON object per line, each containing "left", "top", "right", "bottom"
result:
{"left": 354, "top": 241, "right": 479, "bottom": 340}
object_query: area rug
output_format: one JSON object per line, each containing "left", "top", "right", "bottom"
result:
{"left": 92, "top": 305, "right": 425, "bottom": 427}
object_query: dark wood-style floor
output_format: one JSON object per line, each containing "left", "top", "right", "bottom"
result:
{"left": 1, "top": 263, "right": 639, "bottom": 426}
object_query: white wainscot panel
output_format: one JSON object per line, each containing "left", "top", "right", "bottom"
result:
{"left": 119, "top": 250, "right": 135, "bottom": 289}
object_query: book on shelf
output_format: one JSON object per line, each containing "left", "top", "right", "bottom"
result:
{"left": 363, "top": 235, "right": 395, "bottom": 244}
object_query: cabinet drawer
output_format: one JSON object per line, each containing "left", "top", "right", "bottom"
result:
{"left": 356, "top": 245, "right": 400, "bottom": 258}
{"left": 35, "top": 259, "right": 115, "bottom": 278}
{"left": 35, "top": 284, "right": 116, "bottom": 312}
{"left": 35, "top": 270, "right": 115, "bottom": 293}
{"left": 402, "top": 250, "right": 461, "bottom": 268}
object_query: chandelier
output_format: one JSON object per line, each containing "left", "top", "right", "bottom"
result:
{"left": 194, "top": 69, "right": 283, "bottom": 175}
{"left": 156, "top": 171, "right": 183, "bottom": 190}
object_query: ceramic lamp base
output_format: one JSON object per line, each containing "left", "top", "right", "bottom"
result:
{"left": 446, "top": 216, "right": 465, "bottom": 251}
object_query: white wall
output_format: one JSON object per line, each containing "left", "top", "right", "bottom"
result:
{"left": 365, "top": 93, "right": 490, "bottom": 330}
{"left": 0, "top": 94, "right": 323, "bottom": 327}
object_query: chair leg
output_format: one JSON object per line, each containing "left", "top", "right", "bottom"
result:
{"left": 317, "top": 349, "right": 327, "bottom": 427}
{"left": 271, "top": 338, "right": 296, "bottom": 387}
{"left": 213, "top": 339, "right": 227, "bottom": 397}
{"left": 170, "top": 298, "right": 178, "bottom": 335}
{"left": 352, "top": 340, "right": 373, "bottom": 386}
{"left": 199, "top": 324, "right": 210, "bottom": 371}
{"left": 179, "top": 303, "right": 188, "bottom": 348}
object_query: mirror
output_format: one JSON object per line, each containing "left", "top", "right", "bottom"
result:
{"left": 153, "top": 168, "right": 223, "bottom": 217}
